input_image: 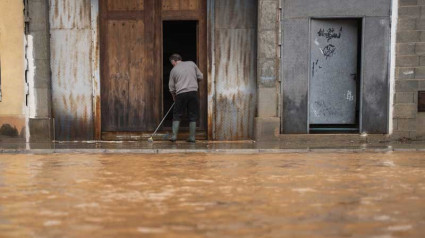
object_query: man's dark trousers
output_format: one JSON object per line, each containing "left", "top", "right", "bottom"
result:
{"left": 173, "top": 91, "right": 199, "bottom": 122}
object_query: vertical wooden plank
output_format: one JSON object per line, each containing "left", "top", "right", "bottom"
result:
{"left": 181, "top": 0, "right": 198, "bottom": 10}
{"left": 107, "top": 0, "right": 144, "bottom": 11}
{"left": 106, "top": 21, "right": 130, "bottom": 129}
{"left": 101, "top": 0, "right": 161, "bottom": 133}
{"left": 162, "top": 0, "right": 179, "bottom": 10}
{"left": 128, "top": 20, "right": 146, "bottom": 129}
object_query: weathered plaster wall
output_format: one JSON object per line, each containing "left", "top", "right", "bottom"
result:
{"left": 0, "top": 0, "right": 26, "bottom": 139}
{"left": 211, "top": 0, "right": 258, "bottom": 140}
{"left": 393, "top": 0, "right": 425, "bottom": 139}
{"left": 50, "top": 0, "right": 94, "bottom": 140}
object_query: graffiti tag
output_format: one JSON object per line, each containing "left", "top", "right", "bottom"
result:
{"left": 322, "top": 44, "right": 336, "bottom": 59}
{"left": 317, "top": 27, "right": 342, "bottom": 42}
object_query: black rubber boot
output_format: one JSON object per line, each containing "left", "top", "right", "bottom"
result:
{"left": 186, "top": 122, "right": 196, "bottom": 143}
{"left": 169, "top": 121, "right": 180, "bottom": 142}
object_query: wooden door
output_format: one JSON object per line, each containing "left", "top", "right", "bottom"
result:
{"left": 100, "top": 0, "right": 161, "bottom": 132}
{"left": 100, "top": 0, "right": 206, "bottom": 138}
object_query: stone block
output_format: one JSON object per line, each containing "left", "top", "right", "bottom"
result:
{"left": 415, "top": 43, "right": 425, "bottom": 55}
{"left": 30, "top": 31, "right": 49, "bottom": 60}
{"left": 419, "top": 80, "right": 425, "bottom": 89}
{"left": 259, "top": 1, "right": 277, "bottom": 30}
{"left": 254, "top": 117, "right": 280, "bottom": 141}
{"left": 258, "top": 30, "right": 277, "bottom": 59}
{"left": 420, "top": 56, "right": 425, "bottom": 66}
{"left": 397, "top": 118, "right": 417, "bottom": 130}
{"left": 33, "top": 59, "right": 51, "bottom": 88}
{"left": 398, "top": 18, "right": 416, "bottom": 31}
{"left": 394, "top": 104, "right": 417, "bottom": 118}
{"left": 397, "top": 43, "right": 416, "bottom": 55}
{"left": 395, "top": 80, "right": 418, "bottom": 92}
{"left": 399, "top": 6, "right": 421, "bottom": 17}
{"left": 397, "top": 31, "right": 420, "bottom": 43}
{"left": 415, "top": 67, "right": 425, "bottom": 78}
{"left": 29, "top": 118, "right": 53, "bottom": 142}
{"left": 258, "top": 58, "right": 277, "bottom": 87}
{"left": 417, "top": 113, "right": 425, "bottom": 137}
{"left": 420, "top": 31, "right": 425, "bottom": 41}
{"left": 399, "top": 0, "right": 418, "bottom": 6}
{"left": 258, "top": 88, "right": 278, "bottom": 117}
{"left": 396, "top": 55, "right": 419, "bottom": 67}
{"left": 395, "top": 92, "right": 415, "bottom": 103}
{"left": 396, "top": 67, "right": 415, "bottom": 79}
{"left": 391, "top": 130, "right": 412, "bottom": 139}
{"left": 416, "top": 18, "right": 425, "bottom": 30}
{"left": 34, "top": 88, "right": 51, "bottom": 118}
{"left": 28, "top": 0, "right": 48, "bottom": 32}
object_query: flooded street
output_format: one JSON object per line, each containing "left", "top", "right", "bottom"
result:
{"left": 0, "top": 152, "right": 424, "bottom": 238}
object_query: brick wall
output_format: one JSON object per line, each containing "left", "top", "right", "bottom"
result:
{"left": 394, "top": 0, "right": 425, "bottom": 139}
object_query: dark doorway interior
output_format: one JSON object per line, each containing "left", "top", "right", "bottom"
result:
{"left": 163, "top": 21, "right": 198, "bottom": 128}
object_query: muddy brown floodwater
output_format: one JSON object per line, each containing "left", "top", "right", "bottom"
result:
{"left": 0, "top": 153, "right": 424, "bottom": 238}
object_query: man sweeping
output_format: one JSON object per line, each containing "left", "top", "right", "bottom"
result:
{"left": 168, "top": 54, "right": 203, "bottom": 143}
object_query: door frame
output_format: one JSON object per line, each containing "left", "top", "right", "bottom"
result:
{"left": 306, "top": 16, "right": 365, "bottom": 134}
{"left": 92, "top": 0, "right": 209, "bottom": 140}
{"left": 307, "top": 17, "right": 364, "bottom": 133}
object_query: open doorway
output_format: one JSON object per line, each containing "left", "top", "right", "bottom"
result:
{"left": 162, "top": 21, "right": 198, "bottom": 128}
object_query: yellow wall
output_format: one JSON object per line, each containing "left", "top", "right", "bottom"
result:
{"left": 0, "top": 0, "right": 25, "bottom": 136}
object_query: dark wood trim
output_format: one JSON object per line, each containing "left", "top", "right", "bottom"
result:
{"left": 106, "top": 11, "right": 146, "bottom": 20}
{"left": 162, "top": 10, "right": 200, "bottom": 20}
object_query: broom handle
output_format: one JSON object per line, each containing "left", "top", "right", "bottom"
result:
{"left": 152, "top": 102, "right": 175, "bottom": 136}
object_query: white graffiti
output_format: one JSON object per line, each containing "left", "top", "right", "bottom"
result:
{"left": 346, "top": 91, "right": 354, "bottom": 101}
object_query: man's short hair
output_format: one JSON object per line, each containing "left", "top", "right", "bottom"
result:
{"left": 169, "top": 54, "right": 182, "bottom": 62}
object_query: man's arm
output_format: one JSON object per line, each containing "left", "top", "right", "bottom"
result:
{"left": 169, "top": 71, "right": 176, "bottom": 101}
{"left": 194, "top": 63, "right": 203, "bottom": 80}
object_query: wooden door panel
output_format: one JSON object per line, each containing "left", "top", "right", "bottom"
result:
{"left": 162, "top": 0, "right": 179, "bottom": 10}
{"left": 104, "top": 20, "right": 147, "bottom": 131}
{"left": 107, "top": 0, "right": 144, "bottom": 11}
{"left": 101, "top": 0, "right": 160, "bottom": 132}
{"left": 162, "top": 0, "right": 198, "bottom": 11}
{"left": 181, "top": 0, "right": 198, "bottom": 10}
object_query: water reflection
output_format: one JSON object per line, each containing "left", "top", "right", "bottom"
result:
{"left": 0, "top": 152, "right": 424, "bottom": 237}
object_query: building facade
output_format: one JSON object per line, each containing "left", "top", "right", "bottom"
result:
{"left": 0, "top": 0, "right": 26, "bottom": 142}
{"left": 0, "top": 0, "right": 423, "bottom": 142}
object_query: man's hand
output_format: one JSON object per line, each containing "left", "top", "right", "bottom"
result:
{"left": 172, "top": 93, "right": 176, "bottom": 102}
